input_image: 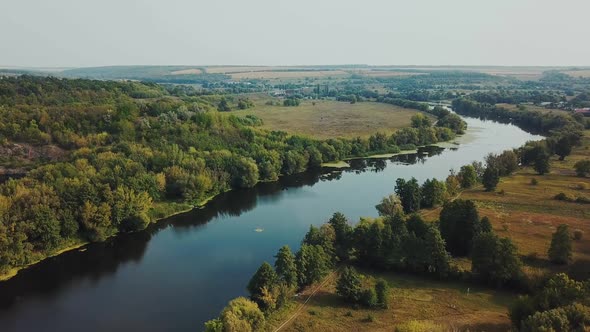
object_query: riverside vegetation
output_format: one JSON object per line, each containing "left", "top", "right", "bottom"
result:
{"left": 205, "top": 94, "right": 590, "bottom": 331}
{"left": 0, "top": 76, "right": 465, "bottom": 279}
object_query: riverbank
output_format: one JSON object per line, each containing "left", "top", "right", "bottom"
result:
{"left": 1, "top": 127, "right": 469, "bottom": 282}
{"left": 0, "top": 240, "right": 87, "bottom": 281}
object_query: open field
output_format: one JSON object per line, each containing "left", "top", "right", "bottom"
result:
{"left": 238, "top": 99, "right": 430, "bottom": 139}
{"left": 169, "top": 68, "right": 202, "bottom": 75}
{"left": 496, "top": 103, "right": 569, "bottom": 114}
{"left": 205, "top": 66, "right": 292, "bottom": 74}
{"left": 423, "top": 130, "right": 590, "bottom": 278}
{"left": 264, "top": 271, "right": 514, "bottom": 332}
{"left": 350, "top": 70, "right": 426, "bottom": 78}
{"left": 561, "top": 69, "right": 590, "bottom": 78}
{"left": 230, "top": 70, "right": 350, "bottom": 80}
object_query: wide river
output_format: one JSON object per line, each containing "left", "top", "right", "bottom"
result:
{"left": 0, "top": 115, "right": 541, "bottom": 331}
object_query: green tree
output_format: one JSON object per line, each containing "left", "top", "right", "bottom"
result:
{"left": 361, "top": 287, "right": 378, "bottom": 307}
{"left": 548, "top": 224, "right": 573, "bottom": 265}
{"left": 420, "top": 178, "right": 447, "bottom": 208}
{"left": 296, "top": 244, "right": 331, "bottom": 287}
{"left": 471, "top": 232, "right": 522, "bottom": 287}
{"left": 395, "top": 177, "right": 421, "bottom": 213}
{"left": 247, "top": 262, "right": 277, "bottom": 310}
{"left": 336, "top": 266, "right": 362, "bottom": 303}
{"left": 521, "top": 303, "right": 590, "bottom": 332}
{"left": 574, "top": 160, "right": 590, "bottom": 177}
{"left": 534, "top": 152, "right": 551, "bottom": 175}
{"left": 375, "top": 194, "right": 404, "bottom": 217}
{"left": 439, "top": 199, "right": 480, "bottom": 256}
{"left": 328, "top": 212, "right": 352, "bottom": 261}
{"left": 458, "top": 165, "right": 478, "bottom": 188}
{"left": 217, "top": 98, "right": 231, "bottom": 112}
{"left": 219, "top": 297, "right": 264, "bottom": 332}
{"left": 375, "top": 278, "right": 389, "bottom": 309}
{"left": 411, "top": 114, "right": 432, "bottom": 128}
{"left": 482, "top": 166, "right": 500, "bottom": 191}
{"left": 274, "top": 245, "right": 298, "bottom": 289}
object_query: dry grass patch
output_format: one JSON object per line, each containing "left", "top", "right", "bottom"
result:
{"left": 169, "top": 68, "right": 202, "bottom": 75}
{"left": 238, "top": 99, "right": 429, "bottom": 139}
{"left": 264, "top": 271, "right": 514, "bottom": 332}
{"left": 230, "top": 70, "right": 350, "bottom": 80}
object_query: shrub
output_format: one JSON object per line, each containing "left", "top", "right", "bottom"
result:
{"left": 573, "top": 229, "right": 583, "bottom": 241}
{"left": 361, "top": 288, "right": 378, "bottom": 308}
{"left": 554, "top": 192, "right": 574, "bottom": 202}
{"left": 530, "top": 178, "right": 538, "bottom": 185}
{"left": 574, "top": 160, "right": 590, "bottom": 177}
{"left": 575, "top": 196, "right": 590, "bottom": 204}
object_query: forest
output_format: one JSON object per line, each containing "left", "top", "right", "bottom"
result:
{"left": 0, "top": 76, "right": 465, "bottom": 276}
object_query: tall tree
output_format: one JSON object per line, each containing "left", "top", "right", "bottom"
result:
{"left": 439, "top": 199, "right": 480, "bottom": 256}
{"left": 336, "top": 266, "right": 362, "bottom": 303}
{"left": 395, "top": 177, "right": 421, "bottom": 213}
{"left": 471, "top": 232, "right": 523, "bottom": 287}
{"left": 482, "top": 166, "right": 500, "bottom": 191}
{"left": 548, "top": 224, "right": 573, "bottom": 265}
{"left": 247, "top": 262, "right": 277, "bottom": 310}
{"left": 274, "top": 246, "right": 298, "bottom": 289}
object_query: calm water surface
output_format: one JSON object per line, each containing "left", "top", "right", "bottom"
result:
{"left": 0, "top": 116, "right": 542, "bottom": 331}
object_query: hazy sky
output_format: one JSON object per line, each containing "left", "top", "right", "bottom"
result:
{"left": 2, "top": 0, "right": 589, "bottom": 67}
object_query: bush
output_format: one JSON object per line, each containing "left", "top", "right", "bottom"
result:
{"left": 575, "top": 196, "right": 590, "bottom": 204}
{"left": 364, "top": 313, "right": 376, "bottom": 323}
{"left": 573, "top": 229, "right": 583, "bottom": 241}
{"left": 574, "top": 160, "right": 590, "bottom": 177}
{"left": 361, "top": 288, "right": 378, "bottom": 308}
{"left": 530, "top": 178, "right": 538, "bottom": 185}
{"left": 554, "top": 192, "right": 574, "bottom": 202}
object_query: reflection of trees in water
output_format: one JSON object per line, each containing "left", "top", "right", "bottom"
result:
{"left": 345, "top": 146, "right": 446, "bottom": 173}
{"left": 0, "top": 231, "right": 151, "bottom": 309}
{"left": 0, "top": 147, "right": 447, "bottom": 312}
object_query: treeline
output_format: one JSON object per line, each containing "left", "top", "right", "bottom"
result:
{"left": 204, "top": 193, "right": 525, "bottom": 331}
{"left": 206, "top": 184, "right": 587, "bottom": 331}
{"left": 0, "top": 76, "right": 466, "bottom": 276}
{"left": 468, "top": 90, "right": 564, "bottom": 105}
{"left": 452, "top": 97, "right": 588, "bottom": 133}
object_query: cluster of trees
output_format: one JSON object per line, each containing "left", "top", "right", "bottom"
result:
{"left": 452, "top": 98, "right": 585, "bottom": 135}
{"left": 510, "top": 274, "right": 590, "bottom": 331}
{"left": 336, "top": 266, "right": 389, "bottom": 308}
{"left": 453, "top": 98, "right": 586, "bottom": 176}
{"left": 0, "top": 76, "right": 471, "bottom": 275}
{"left": 205, "top": 215, "right": 342, "bottom": 331}
{"left": 468, "top": 90, "right": 564, "bottom": 105}
{"left": 392, "top": 151, "right": 518, "bottom": 214}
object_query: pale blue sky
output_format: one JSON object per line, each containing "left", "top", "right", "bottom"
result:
{"left": 1, "top": 0, "right": 589, "bottom": 67}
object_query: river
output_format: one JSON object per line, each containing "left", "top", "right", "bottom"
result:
{"left": 0, "top": 116, "right": 542, "bottom": 331}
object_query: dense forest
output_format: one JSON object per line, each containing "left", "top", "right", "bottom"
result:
{"left": 0, "top": 76, "right": 466, "bottom": 275}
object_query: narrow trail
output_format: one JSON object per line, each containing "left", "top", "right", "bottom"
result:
{"left": 272, "top": 269, "right": 339, "bottom": 332}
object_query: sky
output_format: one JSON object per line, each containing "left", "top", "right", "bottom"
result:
{"left": 1, "top": 0, "right": 589, "bottom": 68}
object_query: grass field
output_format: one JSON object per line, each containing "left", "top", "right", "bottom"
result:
{"left": 561, "top": 69, "right": 590, "bottom": 78}
{"left": 238, "top": 98, "right": 430, "bottom": 139}
{"left": 264, "top": 270, "right": 514, "bottom": 332}
{"left": 423, "top": 130, "right": 590, "bottom": 278}
{"left": 230, "top": 70, "right": 350, "bottom": 80}
{"left": 496, "top": 103, "right": 568, "bottom": 114}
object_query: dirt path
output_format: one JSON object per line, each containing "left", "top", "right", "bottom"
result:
{"left": 272, "top": 269, "right": 339, "bottom": 332}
